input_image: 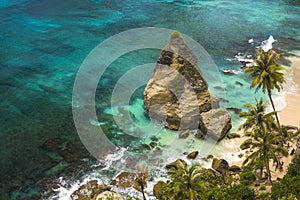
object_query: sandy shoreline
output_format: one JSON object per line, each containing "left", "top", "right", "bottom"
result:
{"left": 219, "top": 54, "right": 300, "bottom": 180}
{"left": 279, "top": 55, "right": 300, "bottom": 127}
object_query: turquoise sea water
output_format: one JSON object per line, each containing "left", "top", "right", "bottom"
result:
{"left": 0, "top": 0, "right": 299, "bottom": 199}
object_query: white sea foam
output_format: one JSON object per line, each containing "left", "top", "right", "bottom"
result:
{"left": 101, "top": 147, "right": 127, "bottom": 170}
{"left": 234, "top": 35, "right": 277, "bottom": 67}
{"left": 261, "top": 35, "right": 276, "bottom": 52}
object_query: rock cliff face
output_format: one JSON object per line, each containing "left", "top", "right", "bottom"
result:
{"left": 144, "top": 31, "right": 231, "bottom": 140}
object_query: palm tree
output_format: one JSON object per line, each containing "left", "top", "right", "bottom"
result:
{"left": 243, "top": 129, "right": 288, "bottom": 185}
{"left": 244, "top": 49, "right": 285, "bottom": 131}
{"left": 239, "top": 98, "right": 278, "bottom": 133}
{"left": 155, "top": 160, "right": 216, "bottom": 200}
{"left": 166, "top": 163, "right": 203, "bottom": 200}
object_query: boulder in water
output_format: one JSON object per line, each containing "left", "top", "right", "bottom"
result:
{"left": 166, "top": 159, "right": 187, "bottom": 170}
{"left": 187, "top": 151, "right": 199, "bottom": 160}
{"left": 201, "top": 109, "right": 232, "bottom": 141}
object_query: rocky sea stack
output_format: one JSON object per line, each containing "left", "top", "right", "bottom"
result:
{"left": 144, "top": 31, "right": 231, "bottom": 140}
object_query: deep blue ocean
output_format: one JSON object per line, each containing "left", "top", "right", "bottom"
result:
{"left": 0, "top": 0, "right": 299, "bottom": 199}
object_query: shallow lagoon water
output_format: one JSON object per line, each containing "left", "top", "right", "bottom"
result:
{"left": 0, "top": 0, "right": 299, "bottom": 199}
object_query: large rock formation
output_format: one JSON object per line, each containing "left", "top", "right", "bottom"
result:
{"left": 144, "top": 31, "right": 231, "bottom": 140}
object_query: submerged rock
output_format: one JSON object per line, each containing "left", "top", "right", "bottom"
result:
{"left": 144, "top": 31, "right": 231, "bottom": 139}
{"left": 226, "top": 107, "right": 242, "bottom": 115}
{"left": 178, "top": 129, "right": 190, "bottom": 138}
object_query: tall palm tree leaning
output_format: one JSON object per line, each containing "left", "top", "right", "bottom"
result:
{"left": 244, "top": 49, "right": 285, "bottom": 132}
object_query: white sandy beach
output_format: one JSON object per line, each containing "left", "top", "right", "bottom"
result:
{"left": 279, "top": 55, "right": 300, "bottom": 127}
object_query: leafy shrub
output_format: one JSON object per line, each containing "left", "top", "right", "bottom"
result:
{"left": 278, "top": 193, "right": 297, "bottom": 200}
{"left": 260, "top": 185, "right": 266, "bottom": 190}
{"left": 258, "top": 192, "right": 270, "bottom": 200}
{"left": 207, "top": 184, "right": 255, "bottom": 200}
{"left": 240, "top": 166, "right": 256, "bottom": 186}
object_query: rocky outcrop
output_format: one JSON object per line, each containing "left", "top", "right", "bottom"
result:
{"left": 96, "top": 191, "right": 123, "bottom": 200}
{"left": 229, "top": 165, "right": 241, "bottom": 173}
{"left": 212, "top": 158, "right": 229, "bottom": 174}
{"left": 144, "top": 31, "right": 231, "bottom": 139}
{"left": 144, "top": 31, "right": 211, "bottom": 132}
{"left": 111, "top": 171, "right": 147, "bottom": 193}
{"left": 166, "top": 159, "right": 187, "bottom": 170}
{"left": 153, "top": 181, "right": 165, "bottom": 197}
{"left": 70, "top": 180, "right": 111, "bottom": 200}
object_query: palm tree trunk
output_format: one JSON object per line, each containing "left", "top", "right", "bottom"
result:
{"left": 141, "top": 185, "right": 147, "bottom": 200}
{"left": 259, "top": 166, "right": 263, "bottom": 180}
{"left": 189, "top": 188, "right": 194, "bottom": 200}
{"left": 137, "top": 179, "right": 147, "bottom": 200}
{"left": 267, "top": 89, "right": 281, "bottom": 133}
{"left": 265, "top": 158, "right": 273, "bottom": 186}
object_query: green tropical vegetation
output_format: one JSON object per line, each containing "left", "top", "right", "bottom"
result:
{"left": 152, "top": 155, "right": 300, "bottom": 200}
{"left": 239, "top": 166, "right": 256, "bottom": 186}
{"left": 154, "top": 159, "right": 255, "bottom": 200}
